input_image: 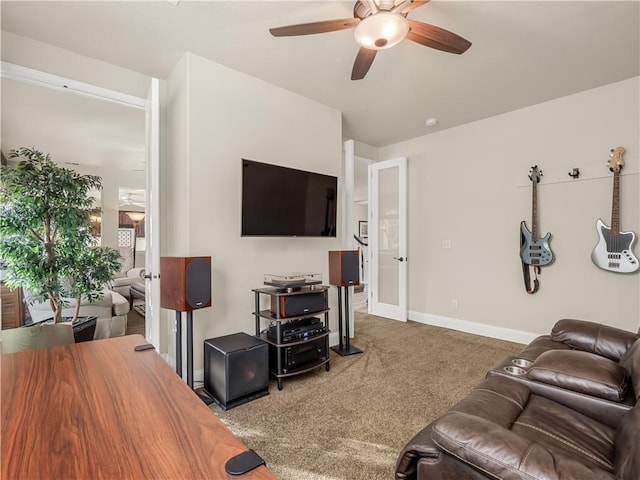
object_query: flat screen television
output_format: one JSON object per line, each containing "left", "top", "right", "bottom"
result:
{"left": 241, "top": 159, "right": 337, "bottom": 237}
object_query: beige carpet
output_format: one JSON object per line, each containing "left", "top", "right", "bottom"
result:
{"left": 212, "top": 313, "right": 522, "bottom": 480}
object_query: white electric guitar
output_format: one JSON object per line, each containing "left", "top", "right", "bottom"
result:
{"left": 591, "top": 146, "right": 639, "bottom": 273}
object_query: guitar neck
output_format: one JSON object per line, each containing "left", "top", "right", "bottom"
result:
{"left": 531, "top": 180, "right": 539, "bottom": 240}
{"left": 611, "top": 170, "right": 621, "bottom": 235}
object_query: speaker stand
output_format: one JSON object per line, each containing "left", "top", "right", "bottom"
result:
{"left": 330, "top": 286, "right": 363, "bottom": 356}
{"left": 175, "top": 310, "right": 215, "bottom": 405}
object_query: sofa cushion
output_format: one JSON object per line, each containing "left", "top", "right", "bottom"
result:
{"left": 527, "top": 350, "right": 629, "bottom": 402}
{"left": 619, "top": 339, "right": 640, "bottom": 400}
{"left": 615, "top": 405, "right": 640, "bottom": 479}
{"left": 511, "top": 394, "right": 616, "bottom": 472}
{"left": 449, "top": 377, "right": 529, "bottom": 428}
{"left": 432, "top": 411, "right": 616, "bottom": 480}
{"left": 551, "top": 319, "right": 639, "bottom": 361}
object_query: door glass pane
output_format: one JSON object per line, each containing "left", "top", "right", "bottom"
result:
{"left": 377, "top": 166, "right": 399, "bottom": 306}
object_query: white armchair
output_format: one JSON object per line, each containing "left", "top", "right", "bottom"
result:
{"left": 110, "top": 247, "right": 145, "bottom": 299}
{"left": 27, "top": 289, "right": 130, "bottom": 339}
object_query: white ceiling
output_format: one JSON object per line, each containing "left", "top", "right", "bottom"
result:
{"left": 1, "top": 0, "right": 639, "bottom": 166}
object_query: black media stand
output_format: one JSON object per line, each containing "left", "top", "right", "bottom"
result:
{"left": 331, "top": 285, "right": 363, "bottom": 356}
{"left": 253, "top": 285, "right": 330, "bottom": 390}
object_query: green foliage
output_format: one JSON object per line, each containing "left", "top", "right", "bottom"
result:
{"left": 0, "top": 147, "right": 121, "bottom": 323}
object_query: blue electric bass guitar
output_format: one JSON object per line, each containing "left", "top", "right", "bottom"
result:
{"left": 520, "top": 165, "right": 554, "bottom": 267}
{"left": 591, "top": 146, "right": 638, "bottom": 273}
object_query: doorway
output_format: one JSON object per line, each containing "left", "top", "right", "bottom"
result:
{"left": 1, "top": 62, "right": 161, "bottom": 347}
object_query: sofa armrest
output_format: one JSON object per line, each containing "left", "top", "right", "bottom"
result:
{"left": 551, "top": 319, "right": 638, "bottom": 361}
{"left": 431, "top": 411, "right": 616, "bottom": 480}
{"left": 126, "top": 268, "right": 145, "bottom": 279}
{"left": 396, "top": 424, "right": 442, "bottom": 479}
{"left": 527, "top": 350, "right": 629, "bottom": 402}
{"left": 110, "top": 291, "right": 130, "bottom": 317}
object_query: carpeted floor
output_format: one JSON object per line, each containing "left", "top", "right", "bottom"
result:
{"left": 212, "top": 312, "right": 522, "bottom": 480}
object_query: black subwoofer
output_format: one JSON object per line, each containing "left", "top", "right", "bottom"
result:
{"left": 203, "top": 332, "right": 269, "bottom": 410}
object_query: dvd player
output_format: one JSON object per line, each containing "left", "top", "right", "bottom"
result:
{"left": 267, "top": 317, "right": 326, "bottom": 343}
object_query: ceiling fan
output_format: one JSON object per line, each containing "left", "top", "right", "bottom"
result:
{"left": 119, "top": 191, "right": 145, "bottom": 208}
{"left": 269, "top": 0, "right": 471, "bottom": 80}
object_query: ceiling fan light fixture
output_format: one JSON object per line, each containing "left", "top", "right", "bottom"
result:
{"left": 126, "top": 211, "right": 146, "bottom": 223}
{"left": 353, "top": 12, "right": 409, "bottom": 50}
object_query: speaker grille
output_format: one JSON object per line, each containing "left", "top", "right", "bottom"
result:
{"left": 185, "top": 257, "right": 211, "bottom": 309}
{"left": 341, "top": 251, "right": 359, "bottom": 284}
{"left": 270, "top": 292, "right": 326, "bottom": 318}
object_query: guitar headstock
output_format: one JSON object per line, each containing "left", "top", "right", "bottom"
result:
{"left": 528, "top": 165, "right": 542, "bottom": 183}
{"left": 608, "top": 146, "right": 625, "bottom": 172}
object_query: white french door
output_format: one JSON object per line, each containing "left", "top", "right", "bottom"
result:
{"left": 144, "top": 78, "right": 161, "bottom": 348}
{"left": 368, "top": 157, "right": 407, "bottom": 321}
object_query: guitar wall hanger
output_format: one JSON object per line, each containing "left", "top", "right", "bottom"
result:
{"left": 516, "top": 163, "right": 638, "bottom": 188}
{"left": 567, "top": 168, "right": 580, "bottom": 179}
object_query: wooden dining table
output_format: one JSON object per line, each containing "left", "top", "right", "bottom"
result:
{"left": 1, "top": 334, "right": 275, "bottom": 479}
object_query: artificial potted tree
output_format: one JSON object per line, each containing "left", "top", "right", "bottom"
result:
{"left": 0, "top": 147, "right": 121, "bottom": 331}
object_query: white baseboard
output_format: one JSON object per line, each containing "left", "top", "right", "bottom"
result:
{"left": 408, "top": 311, "right": 539, "bottom": 345}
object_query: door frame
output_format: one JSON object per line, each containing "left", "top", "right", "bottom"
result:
{"left": 1, "top": 62, "right": 162, "bottom": 347}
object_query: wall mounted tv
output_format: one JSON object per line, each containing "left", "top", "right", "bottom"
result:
{"left": 241, "top": 159, "right": 337, "bottom": 237}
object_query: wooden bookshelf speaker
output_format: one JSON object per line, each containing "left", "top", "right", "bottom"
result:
{"left": 328, "top": 250, "right": 360, "bottom": 287}
{"left": 160, "top": 256, "right": 212, "bottom": 312}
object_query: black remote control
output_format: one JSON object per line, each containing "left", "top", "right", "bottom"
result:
{"left": 134, "top": 344, "right": 155, "bottom": 352}
{"left": 225, "top": 449, "right": 266, "bottom": 476}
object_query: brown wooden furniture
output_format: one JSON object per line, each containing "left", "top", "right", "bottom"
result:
{"left": 1, "top": 281, "right": 24, "bottom": 329}
{"left": 1, "top": 334, "right": 275, "bottom": 479}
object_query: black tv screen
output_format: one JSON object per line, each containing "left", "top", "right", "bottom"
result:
{"left": 241, "top": 159, "right": 337, "bottom": 237}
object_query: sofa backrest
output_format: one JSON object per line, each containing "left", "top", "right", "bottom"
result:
{"left": 113, "top": 246, "right": 134, "bottom": 279}
{"left": 615, "top": 402, "right": 640, "bottom": 479}
{"left": 551, "top": 319, "right": 639, "bottom": 361}
{"left": 27, "top": 290, "right": 114, "bottom": 323}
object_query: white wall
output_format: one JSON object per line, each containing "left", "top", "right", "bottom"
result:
{"left": 165, "top": 53, "right": 343, "bottom": 370}
{"left": 379, "top": 77, "right": 640, "bottom": 337}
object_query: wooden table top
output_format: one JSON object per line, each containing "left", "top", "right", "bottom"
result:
{"left": 1, "top": 334, "right": 275, "bottom": 479}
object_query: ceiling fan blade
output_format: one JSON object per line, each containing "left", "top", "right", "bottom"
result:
{"left": 407, "top": 20, "right": 471, "bottom": 54}
{"left": 401, "top": 0, "right": 431, "bottom": 14}
{"left": 351, "top": 48, "right": 377, "bottom": 80}
{"left": 269, "top": 18, "right": 360, "bottom": 37}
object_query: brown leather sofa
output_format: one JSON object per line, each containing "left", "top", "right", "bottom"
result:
{"left": 396, "top": 319, "right": 640, "bottom": 480}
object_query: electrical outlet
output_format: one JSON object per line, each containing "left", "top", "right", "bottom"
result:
{"left": 442, "top": 240, "right": 452, "bottom": 249}
{"left": 451, "top": 299, "right": 459, "bottom": 310}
